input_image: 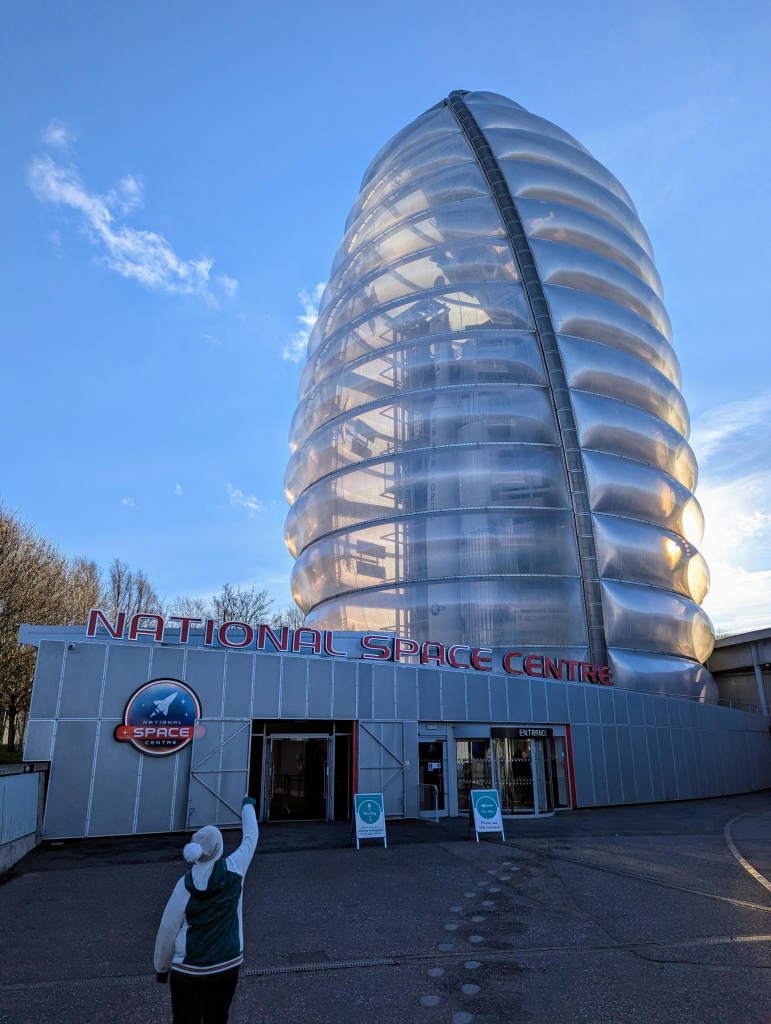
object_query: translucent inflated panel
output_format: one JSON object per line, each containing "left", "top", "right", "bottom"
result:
{"left": 304, "top": 577, "right": 588, "bottom": 649}
{"left": 285, "top": 91, "right": 714, "bottom": 695}
{"left": 285, "top": 445, "right": 571, "bottom": 557}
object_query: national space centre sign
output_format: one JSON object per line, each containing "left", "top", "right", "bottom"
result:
{"left": 86, "top": 608, "right": 613, "bottom": 684}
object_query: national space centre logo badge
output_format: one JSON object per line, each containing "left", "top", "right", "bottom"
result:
{"left": 114, "top": 678, "right": 201, "bottom": 756}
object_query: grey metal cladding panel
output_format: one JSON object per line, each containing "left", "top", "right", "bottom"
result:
{"left": 690, "top": 730, "right": 708, "bottom": 797}
{"left": 58, "top": 643, "right": 106, "bottom": 718}
{"left": 29, "top": 640, "right": 65, "bottom": 719}
{"left": 467, "top": 675, "right": 491, "bottom": 722}
{"left": 44, "top": 720, "right": 98, "bottom": 838}
{"left": 658, "top": 728, "right": 679, "bottom": 800}
{"left": 358, "top": 663, "right": 373, "bottom": 720}
{"left": 568, "top": 725, "right": 595, "bottom": 806}
{"left": 733, "top": 731, "right": 751, "bottom": 791}
{"left": 567, "top": 685, "right": 587, "bottom": 724}
{"left": 172, "top": 745, "right": 193, "bottom": 831}
{"left": 332, "top": 661, "right": 357, "bottom": 719}
{"left": 442, "top": 672, "right": 467, "bottom": 721}
{"left": 418, "top": 669, "right": 441, "bottom": 721}
{"left": 615, "top": 725, "right": 637, "bottom": 802}
{"left": 150, "top": 647, "right": 186, "bottom": 681}
{"left": 630, "top": 727, "right": 653, "bottom": 802}
{"left": 102, "top": 644, "right": 152, "bottom": 719}
{"left": 280, "top": 658, "right": 307, "bottom": 718}
{"left": 682, "top": 729, "right": 699, "bottom": 798}
{"left": 253, "top": 656, "right": 281, "bottom": 718}
{"left": 224, "top": 653, "right": 254, "bottom": 719}
{"left": 87, "top": 727, "right": 141, "bottom": 836}
{"left": 612, "top": 689, "right": 629, "bottom": 724}
{"left": 507, "top": 679, "right": 531, "bottom": 723}
{"left": 719, "top": 730, "right": 739, "bottom": 792}
{"left": 647, "top": 728, "right": 665, "bottom": 800}
{"left": 602, "top": 727, "right": 623, "bottom": 804}
{"left": 396, "top": 667, "right": 418, "bottom": 721}
{"left": 185, "top": 649, "right": 226, "bottom": 718}
{"left": 373, "top": 664, "right": 396, "bottom": 720}
{"left": 654, "top": 696, "right": 669, "bottom": 728}
{"left": 490, "top": 675, "right": 508, "bottom": 722}
{"left": 642, "top": 694, "right": 657, "bottom": 727}
{"left": 307, "top": 658, "right": 333, "bottom": 719}
{"left": 706, "top": 729, "right": 726, "bottom": 793}
{"left": 530, "top": 680, "right": 547, "bottom": 722}
{"left": 584, "top": 687, "right": 601, "bottom": 725}
{"left": 24, "top": 719, "right": 55, "bottom": 761}
{"left": 135, "top": 752, "right": 178, "bottom": 834}
{"left": 598, "top": 687, "right": 615, "bottom": 725}
{"left": 545, "top": 681, "right": 568, "bottom": 723}
{"left": 626, "top": 692, "right": 645, "bottom": 726}
{"left": 588, "top": 725, "right": 608, "bottom": 804}
{"left": 687, "top": 701, "right": 700, "bottom": 729}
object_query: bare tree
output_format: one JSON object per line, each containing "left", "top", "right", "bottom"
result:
{"left": 211, "top": 583, "right": 275, "bottom": 627}
{"left": 0, "top": 506, "right": 163, "bottom": 752}
{"left": 270, "top": 603, "right": 306, "bottom": 629}
{"left": 168, "top": 595, "right": 213, "bottom": 623}
{"left": 102, "top": 558, "right": 164, "bottom": 620}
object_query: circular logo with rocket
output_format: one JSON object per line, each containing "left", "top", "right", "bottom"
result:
{"left": 114, "top": 678, "right": 201, "bottom": 756}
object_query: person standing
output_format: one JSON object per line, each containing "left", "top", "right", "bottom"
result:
{"left": 154, "top": 796, "right": 258, "bottom": 1024}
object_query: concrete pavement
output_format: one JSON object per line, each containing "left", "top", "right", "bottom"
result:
{"left": 3, "top": 792, "right": 771, "bottom": 1022}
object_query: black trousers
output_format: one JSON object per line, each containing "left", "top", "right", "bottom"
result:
{"left": 170, "top": 967, "right": 240, "bottom": 1024}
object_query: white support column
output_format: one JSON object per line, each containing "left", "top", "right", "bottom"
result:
{"left": 751, "top": 642, "right": 769, "bottom": 715}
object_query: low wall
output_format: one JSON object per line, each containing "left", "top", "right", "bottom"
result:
{"left": 0, "top": 766, "right": 46, "bottom": 873}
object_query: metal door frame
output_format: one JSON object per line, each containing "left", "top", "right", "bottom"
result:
{"left": 418, "top": 737, "right": 449, "bottom": 819}
{"left": 262, "top": 734, "right": 333, "bottom": 823}
{"left": 186, "top": 719, "right": 251, "bottom": 830}
{"left": 490, "top": 736, "right": 555, "bottom": 818}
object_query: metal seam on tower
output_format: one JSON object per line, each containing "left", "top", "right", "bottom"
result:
{"left": 446, "top": 89, "right": 608, "bottom": 666}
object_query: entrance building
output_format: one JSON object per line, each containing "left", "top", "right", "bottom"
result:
{"left": 17, "top": 624, "right": 771, "bottom": 840}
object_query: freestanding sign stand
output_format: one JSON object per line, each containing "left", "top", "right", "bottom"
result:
{"left": 469, "top": 789, "right": 505, "bottom": 842}
{"left": 353, "top": 793, "right": 387, "bottom": 849}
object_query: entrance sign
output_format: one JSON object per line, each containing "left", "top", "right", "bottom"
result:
{"left": 470, "top": 789, "right": 505, "bottom": 843}
{"left": 353, "top": 793, "right": 387, "bottom": 849}
{"left": 114, "top": 679, "right": 201, "bottom": 756}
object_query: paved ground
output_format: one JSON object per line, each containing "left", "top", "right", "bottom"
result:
{"left": 3, "top": 793, "right": 771, "bottom": 1023}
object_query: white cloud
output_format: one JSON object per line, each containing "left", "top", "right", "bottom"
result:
{"left": 27, "top": 149, "right": 232, "bottom": 300}
{"left": 204, "top": 334, "right": 221, "bottom": 347}
{"left": 121, "top": 497, "right": 137, "bottom": 509}
{"left": 282, "top": 283, "right": 325, "bottom": 363}
{"left": 174, "top": 484, "right": 183, "bottom": 496}
{"left": 217, "top": 274, "right": 238, "bottom": 298}
{"left": 226, "top": 483, "right": 264, "bottom": 517}
{"left": 691, "top": 391, "right": 771, "bottom": 634}
{"left": 42, "top": 118, "right": 77, "bottom": 149}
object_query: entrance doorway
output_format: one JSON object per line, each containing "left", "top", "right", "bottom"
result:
{"left": 418, "top": 740, "right": 446, "bottom": 815}
{"left": 249, "top": 720, "right": 352, "bottom": 823}
{"left": 456, "top": 731, "right": 570, "bottom": 816}
{"left": 267, "top": 737, "right": 328, "bottom": 821}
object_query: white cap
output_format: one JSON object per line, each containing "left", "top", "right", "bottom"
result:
{"left": 183, "top": 824, "right": 224, "bottom": 864}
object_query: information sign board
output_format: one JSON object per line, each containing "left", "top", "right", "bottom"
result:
{"left": 353, "top": 793, "right": 387, "bottom": 849}
{"left": 470, "top": 789, "right": 505, "bottom": 842}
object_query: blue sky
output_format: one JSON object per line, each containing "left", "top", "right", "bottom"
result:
{"left": 2, "top": 0, "right": 770, "bottom": 631}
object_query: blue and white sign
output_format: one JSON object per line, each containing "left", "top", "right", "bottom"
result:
{"left": 470, "top": 789, "right": 505, "bottom": 842}
{"left": 353, "top": 793, "right": 387, "bottom": 848}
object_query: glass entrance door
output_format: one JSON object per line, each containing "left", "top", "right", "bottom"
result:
{"left": 491, "top": 735, "right": 570, "bottom": 815}
{"left": 266, "top": 737, "right": 329, "bottom": 821}
{"left": 456, "top": 740, "right": 492, "bottom": 812}
{"left": 494, "top": 736, "right": 537, "bottom": 813}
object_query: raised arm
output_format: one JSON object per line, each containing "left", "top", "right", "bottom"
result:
{"left": 226, "top": 797, "right": 259, "bottom": 877}
{"left": 154, "top": 877, "right": 189, "bottom": 979}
